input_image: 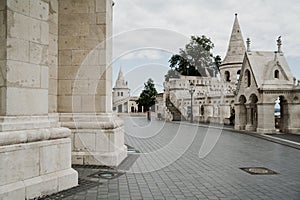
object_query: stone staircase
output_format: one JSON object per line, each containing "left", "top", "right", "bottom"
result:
{"left": 166, "top": 98, "right": 186, "bottom": 121}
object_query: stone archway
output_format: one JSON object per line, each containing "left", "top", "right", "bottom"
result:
{"left": 275, "top": 96, "right": 288, "bottom": 132}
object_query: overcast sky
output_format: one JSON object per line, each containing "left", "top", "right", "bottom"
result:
{"left": 112, "top": 0, "right": 300, "bottom": 95}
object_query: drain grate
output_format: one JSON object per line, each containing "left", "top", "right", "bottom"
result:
{"left": 38, "top": 179, "right": 101, "bottom": 200}
{"left": 126, "top": 144, "right": 140, "bottom": 154}
{"left": 127, "top": 149, "right": 140, "bottom": 154}
{"left": 240, "top": 167, "right": 279, "bottom": 175}
{"left": 88, "top": 169, "right": 125, "bottom": 180}
{"left": 72, "top": 164, "right": 115, "bottom": 170}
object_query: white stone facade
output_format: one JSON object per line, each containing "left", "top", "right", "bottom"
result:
{"left": 57, "top": 0, "right": 127, "bottom": 166}
{"left": 0, "top": 0, "right": 127, "bottom": 199}
{"left": 235, "top": 47, "right": 300, "bottom": 134}
{"left": 112, "top": 69, "right": 131, "bottom": 113}
{"left": 159, "top": 76, "right": 235, "bottom": 124}
{"left": 112, "top": 69, "right": 141, "bottom": 113}
{"left": 157, "top": 14, "right": 300, "bottom": 134}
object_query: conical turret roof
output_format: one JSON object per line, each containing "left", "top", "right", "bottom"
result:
{"left": 114, "top": 68, "right": 128, "bottom": 89}
{"left": 117, "top": 68, "right": 124, "bottom": 81}
{"left": 221, "top": 14, "right": 246, "bottom": 66}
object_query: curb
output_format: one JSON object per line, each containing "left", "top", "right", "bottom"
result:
{"left": 171, "top": 121, "right": 300, "bottom": 150}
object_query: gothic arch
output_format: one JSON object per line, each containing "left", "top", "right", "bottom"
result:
{"left": 245, "top": 69, "right": 251, "bottom": 87}
{"left": 239, "top": 95, "right": 247, "bottom": 104}
{"left": 237, "top": 70, "right": 241, "bottom": 80}
{"left": 225, "top": 71, "right": 231, "bottom": 82}
{"left": 275, "top": 95, "right": 289, "bottom": 132}
{"left": 274, "top": 69, "right": 279, "bottom": 79}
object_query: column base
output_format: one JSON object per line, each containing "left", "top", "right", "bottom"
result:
{"left": 72, "top": 145, "right": 128, "bottom": 166}
{"left": 0, "top": 138, "right": 78, "bottom": 200}
{"left": 0, "top": 169, "right": 78, "bottom": 200}
{"left": 285, "top": 128, "right": 300, "bottom": 134}
{"left": 246, "top": 124, "right": 257, "bottom": 132}
{"left": 60, "top": 113, "right": 128, "bottom": 167}
{"left": 256, "top": 128, "right": 275, "bottom": 134}
{"left": 234, "top": 124, "right": 245, "bottom": 130}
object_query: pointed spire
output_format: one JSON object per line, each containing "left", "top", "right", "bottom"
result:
{"left": 222, "top": 13, "right": 246, "bottom": 65}
{"left": 277, "top": 36, "right": 282, "bottom": 53}
{"left": 117, "top": 67, "right": 124, "bottom": 81}
{"left": 246, "top": 38, "right": 251, "bottom": 52}
{"left": 114, "top": 67, "right": 129, "bottom": 89}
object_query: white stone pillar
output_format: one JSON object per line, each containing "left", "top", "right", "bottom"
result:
{"left": 286, "top": 103, "right": 300, "bottom": 134}
{"left": 220, "top": 104, "right": 230, "bottom": 124}
{"left": 245, "top": 104, "right": 256, "bottom": 131}
{"left": 256, "top": 103, "right": 275, "bottom": 133}
{"left": 234, "top": 103, "right": 240, "bottom": 129}
{"left": 0, "top": 0, "right": 78, "bottom": 199}
{"left": 234, "top": 103, "right": 247, "bottom": 130}
{"left": 58, "top": 0, "right": 127, "bottom": 166}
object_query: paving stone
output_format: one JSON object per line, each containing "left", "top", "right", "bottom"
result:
{"left": 48, "top": 118, "right": 300, "bottom": 199}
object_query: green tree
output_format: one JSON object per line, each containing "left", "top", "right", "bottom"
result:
{"left": 165, "top": 68, "right": 180, "bottom": 81}
{"left": 168, "top": 35, "right": 221, "bottom": 77}
{"left": 137, "top": 79, "right": 158, "bottom": 112}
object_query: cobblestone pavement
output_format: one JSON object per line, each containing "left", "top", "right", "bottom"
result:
{"left": 45, "top": 117, "right": 300, "bottom": 200}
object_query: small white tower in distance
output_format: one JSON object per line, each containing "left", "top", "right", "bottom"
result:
{"left": 112, "top": 68, "right": 130, "bottom": 112}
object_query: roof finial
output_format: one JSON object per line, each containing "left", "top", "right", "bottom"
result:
{"left": 117, "top": 66, "right": 124, "bottom": 80}
{"left": 246, "top": 38, "right": 251, "bottom": 52}
{"left": 235, "top": 13, "right": 238, "bottom": 16}
{"left": 277, "top": 36, "right": 282, "bottom": 53}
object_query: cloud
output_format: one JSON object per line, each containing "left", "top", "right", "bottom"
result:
{"left": 113, "top": 0, "right": 300, "bottom": 57}
{"left": 121, "top": 49, "right": 164, "bottom": 60}
{"left": 112, "top": 28, "right": 190, "bottom": 62}
{"left": 112, "top": 0, "right": 300, "bottom": 90}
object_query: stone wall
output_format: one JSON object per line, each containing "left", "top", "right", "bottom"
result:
{"left": 49, "top": 0, "right": 59, "bottom": 113}
{"left": 57, "top": 0, "right": 127, "bottom": 166}
{"left": 1, "top": 0, "right": 49, "bottom": 116}
{"left": 0, "top": 1, "right": 78, "bottom": 199}
{"left": 58, "top": 0, "right": 112, "bottom": 113}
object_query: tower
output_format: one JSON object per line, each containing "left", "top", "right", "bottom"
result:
{"left": 113, "top": 68, "right": 130, "bottom": 112}
{"left": 219, "top": 14, "right": 246, "bottom": 83}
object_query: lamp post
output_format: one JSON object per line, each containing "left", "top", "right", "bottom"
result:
{"left": 189, "top": 82, "right": 195, "bottom": 123}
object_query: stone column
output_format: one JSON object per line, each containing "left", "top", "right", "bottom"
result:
{"left": 253, "top": 104, "right": 258, "bottom": 130}
{"left": 204, "top": 104, "right": 213, "bottom": 123}
{"left": 234, "top": 103, "right": 247, "bottom": 130}
{"left": 234, "top": 103, "right": 241, "bottom": 130}
{"left": 58, "top": 0, "right": 127, "bottom": 166}
{"left": 256, "top": 103, "right": 275, "bottom": 133}
{"left": 220, "top": 104, "right": 230, "bottom": 125}
{"left": 0, "top": 0, "right": 78, "bottom": 199}
{"left": 286, "top": 102, "right": 300, "bottom": 134}
{"left": 245, "top": 104, "right": 256, "bottom": 131}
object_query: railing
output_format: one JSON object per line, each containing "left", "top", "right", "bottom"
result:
{"left": 168, "top": 92, "right": 188, "bottom": 120}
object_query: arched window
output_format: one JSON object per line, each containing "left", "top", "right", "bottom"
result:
{"left": 245, "top": 69, "right": 251, "bottom": 87}
{"left": 237, "top": 70, "right": 241, "bottom": 80}
{"left": 200, "top": 105, "right": 204, "bottom": 116}
{"left": 274, "top": 70, "right": 279, "bottom": 79}
{"left": 117, "top": 92, "right": 120, "bottom": 96}
{"left": 121, "top": 92, "right": 123, "bottom": 96}
{"left": 225, "top": 71, "right": 230, "bottom": 82}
